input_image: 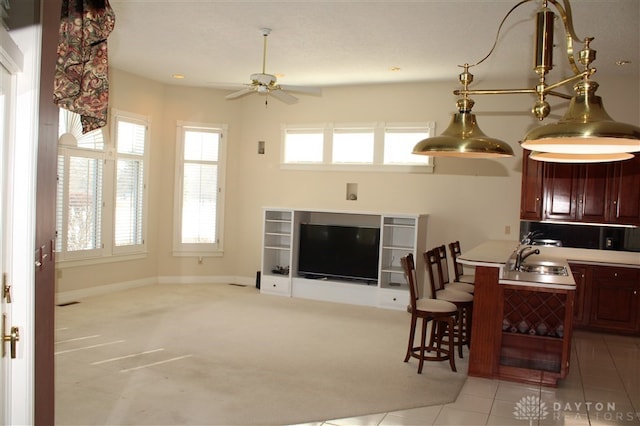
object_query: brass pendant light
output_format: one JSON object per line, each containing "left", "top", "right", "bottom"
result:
{"left": 412, "top": 98, "right": 514, "bottom": 158}
{"left": 522, "top": 80, "right": 640, "bottom": 154}
{"left": 414, "top": 0, "right": 640, "bottom": 163}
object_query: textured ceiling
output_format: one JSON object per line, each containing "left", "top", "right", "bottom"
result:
{"left": 107, "top": 0, "right": 639, "bottom": 93}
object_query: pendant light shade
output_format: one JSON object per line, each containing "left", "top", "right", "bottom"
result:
{"left": 421, "top": 1, "right": 640, "bottom": 163}
{"left": 528, "top": 151, "right": 634, "bottom": 163}
{"left": 412, "top": 99, "right": 514, "bottom": 158}
{"left": 522, "top": 81, "right": 640, "bottom": 154}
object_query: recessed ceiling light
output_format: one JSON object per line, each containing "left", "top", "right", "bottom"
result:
{"left": 172, "top": 74, "right": 185, "bottom": 79}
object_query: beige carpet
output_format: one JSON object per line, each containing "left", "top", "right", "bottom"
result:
{"left": 55, "top": 283, "right": 467, "bottom": 425}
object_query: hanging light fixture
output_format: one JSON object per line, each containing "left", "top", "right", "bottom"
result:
{"left": 528, "top": 151, "right": 634, "bottom": 163}
{"left": 412, "top": 67, "right": 514, "bottom": 158}
{"left": 413, "top": 0, "right": 640, "bottom": 162}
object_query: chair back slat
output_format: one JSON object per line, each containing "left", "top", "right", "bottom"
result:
{"left": 448, "top": 241, "right": 465, "bottom": 281}
{"left": 423, "top": 249, "right": 443, "bottom": 295}
{"left": 435, "top": 245, "right": 451, "bottom": 284}
{"left": 401, "top": 254, "right": 419, "bottom": 309}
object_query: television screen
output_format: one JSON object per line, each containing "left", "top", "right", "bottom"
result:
{"left": 297, "top": 223, "right": 380, "bottom": 283}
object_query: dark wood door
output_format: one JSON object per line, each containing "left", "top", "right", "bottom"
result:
{"left": 35, "top": 0, "right": 61, "bottom": 423}
{"left": 589, "top": 266, "right": 640, "bottom": 334}
{"left": 520, "top": 150, "right": 544, "bottom": 220}
{"left": 579, "top": 163, "right": 610, "bottom": 223}
{"left": 544, "top": 163, "right": 579, "bottom": 221}
{"left": 609, "top": 154, "right": 640, "bottom": 225}
{"left": 568, "top": 263, "right": 589, "bottom": 327}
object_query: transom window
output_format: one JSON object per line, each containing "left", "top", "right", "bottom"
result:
{"left": 282, "top": 122, "right": 434, "bottom": 172}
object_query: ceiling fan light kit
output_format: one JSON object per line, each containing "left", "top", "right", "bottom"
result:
{"left": 225, "top": 28, "right": 321, "bottom": 105}
{"left": 412, "top": 0, "right": 640, "bottom": 162}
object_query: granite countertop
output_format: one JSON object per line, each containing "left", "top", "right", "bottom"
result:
{"left": 453, "top": 239, "right": 640, "bottom": 290}
{"left": 457, "top": 240, "right": 640, "bottom": 268}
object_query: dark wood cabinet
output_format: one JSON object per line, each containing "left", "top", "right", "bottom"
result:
{"left": 568, "top": 263, "right": 589, "bottom": 327}
{"left": 543, "top": 162, "right": 610, "bottom": 222}
{"left": 543, "top": 162, "right": 579, "bottom": 221}
{"left": 579, "top": 163, "right": 611, "bottom": 222}
{"left": 570, "top": 263, "right": 640, "bottom": 335}
{"left": 609, "top": 154, "right": 640, "bottom": 225}
{"left": 589, "top": 266, "right": 640, "bottom": 334}
{"left": 520, "top": 150, "right": 544, "bottom": 220}
{"left": 520, "top": 151, "right": 640, "bottom": 226}
{"left": 469, "top": 266, "right": 574, "bottom": 387}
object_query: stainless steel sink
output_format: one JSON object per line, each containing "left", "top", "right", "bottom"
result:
{"left": 518, "top": 264, "right": 569, "bottom": 276}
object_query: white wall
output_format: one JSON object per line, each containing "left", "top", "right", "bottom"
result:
{"left": 55, "top": 68, "right": 640, "bottom": 295}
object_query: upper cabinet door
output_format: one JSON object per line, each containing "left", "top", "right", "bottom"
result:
{"left": 579, "top": 162, "right": 610, "bottom": 223}
{"left": 520, "top": 150, "right": 543, "bottom": 220}
{"left": 609, "top": 154, "right": 640, "bottom": 226}
{"left": 520, "top": 153, "right": 640, "bottom": 226}
{"left": 544, "top": 162, "right": 580, "bottom": 221}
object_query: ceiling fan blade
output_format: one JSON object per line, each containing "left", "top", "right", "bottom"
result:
{"left": 225, "top": 87, "right": 255, "bottom": 100}
{"left": 279, "top": 85, "right": 322, "bottom": 96}
{"left": 270, "top": 89, "right": 299, "bottom": 104}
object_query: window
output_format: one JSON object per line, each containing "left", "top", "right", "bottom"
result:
{"left": 332, "top": 128, "right": 374, "bottom": 164}
{"left": 113, "top": 115, "right": 148, "bottom": 253}
{"left": 56, "top": 109, "right": 106, "bottom": 260}
{"left": 56, "top": 108, "right": 150, "bottom": 263}
{"left": 282, "top": 122, "right": 434, "bottom": 172}
{"left": 383, "top": 127, "right": 433, "bottom": 165}
{"left": 56, "top": 149, "right": 105, "bottom": 259}
{"left": 174, "top": 121, "right": 227, "bottom": 255}
{"left": 283, "top": 129, "right": 323, "bottom": 163}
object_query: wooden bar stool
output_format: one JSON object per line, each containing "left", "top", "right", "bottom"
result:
{"left": 435, "top": 245, "right": 474, "bottom": 293}
{"left": 424, "top": 248, "right": 473, "bottom": 358}
{"left": 401, "top": 254, "right": 458, "bottom": 373}
{"left": 449, "top": 240, "right": 476, "bottom": 284}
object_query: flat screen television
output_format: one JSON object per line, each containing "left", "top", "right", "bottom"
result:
{"left": 297, "top": 223, "right": 380, "bottom": 283}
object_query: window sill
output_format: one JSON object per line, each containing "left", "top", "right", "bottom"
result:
{"left": 280, "top": 163, "right": 434, "bottom": 173}
{"left": 172, "top": 250, "right": 224, "bottom": 258}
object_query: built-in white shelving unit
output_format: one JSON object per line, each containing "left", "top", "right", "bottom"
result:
{"left": 260, "top": 209, "right": 294, "bottom": 296}
{"left": 260, "top": 208, "right": 428, "bottom": 310}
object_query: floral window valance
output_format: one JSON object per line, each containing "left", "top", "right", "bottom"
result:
{"left": 53, "top": 0, "right": 115, "bottom": 133}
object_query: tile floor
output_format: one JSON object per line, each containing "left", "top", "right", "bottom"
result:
{"left": 299, "top": 330, "right": 640, "bottom": 426}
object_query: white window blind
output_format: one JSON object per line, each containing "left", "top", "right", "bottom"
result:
{"left": 174, "top": 122, "right": 227, "bottom": 255}
{"left": 56, "top": 107, "right": 107, "bottom": 260}
{"left": 281, "top": 122, "right": 433, "bottom": 172}
{"left": 383, "top": 128, "right": 432, "bottom": 164}
{"left": 181, "top": 130, "right": 219, "bottom": 244}
{"left": 283, "top": 129, "right": 324, "bottom": 163}
{"left": 332, "top": 128, "right": 375, "bottom": 163}
{"left": 114, "top": 119, "right": 146, "bottom": 248}
{"left": 56, "top": 149, "right": 104, "bottom": 258}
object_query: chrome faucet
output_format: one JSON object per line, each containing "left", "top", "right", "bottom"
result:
{"left": 514, "top": 246, "right": 540, "bottom": 270}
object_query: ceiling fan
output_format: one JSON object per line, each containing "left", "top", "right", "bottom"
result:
{"left": 225, "top": 28, "right": 321, "bottom": 104}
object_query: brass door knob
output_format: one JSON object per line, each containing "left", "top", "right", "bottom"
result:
{"left": 2, "top": 314, "right": 19, "bottom": 359}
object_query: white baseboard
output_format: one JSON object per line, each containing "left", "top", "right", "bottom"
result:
{"left": 56, "top": 276, "right": 256, "bottom": 304}
{"left": 156, "top": 275, "right": 254, "bottom": 286}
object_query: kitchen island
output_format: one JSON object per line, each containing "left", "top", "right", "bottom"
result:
{"left": 458, "top": 240, "right": 576, "bottom": 387}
